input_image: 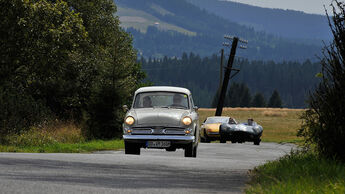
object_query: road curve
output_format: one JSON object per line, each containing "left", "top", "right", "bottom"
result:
{"left": 0, "top": 142, "right": 295, "bottom": 194}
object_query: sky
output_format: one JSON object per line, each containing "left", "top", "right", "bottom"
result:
{"left": 226, "top": 0, "right": 334, "bottom": 15}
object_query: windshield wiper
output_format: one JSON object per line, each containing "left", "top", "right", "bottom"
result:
{"left": 159, "top": 106, "right": 171, "bottom": 109}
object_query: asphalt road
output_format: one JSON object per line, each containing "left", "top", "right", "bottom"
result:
{"left": 0, "top": 142, "right": 295, "bottom": 194}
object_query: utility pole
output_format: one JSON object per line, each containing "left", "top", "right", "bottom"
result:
{"left": 215, "top": 36, "right": 247, "bottom": 116}
{"left": 219, "top": 49, "right": 224, "bottom": 89}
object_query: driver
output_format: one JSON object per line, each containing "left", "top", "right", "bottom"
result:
{"left": 171, "top": 94, "right": 183, "bottom": 107}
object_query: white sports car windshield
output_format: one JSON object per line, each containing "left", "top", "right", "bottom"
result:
{"left": 134, "top": 92, "right": 189, "bottom": 109}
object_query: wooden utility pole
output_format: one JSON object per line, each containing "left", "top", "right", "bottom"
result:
{"left": 219, "top": 49, "right": 224, "bottom": 89}
{"left": 215, "top": 37, "right": 239, "bottom": 116}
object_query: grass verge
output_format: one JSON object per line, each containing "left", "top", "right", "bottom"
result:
{"left": 245, "top": 151, "right": 345, "bottom": 193}
{"left": 0, "top": 121, "right": 124, "bottom": 153}
{"left": 0, "top": 139, "right": 124, "bottom": 153}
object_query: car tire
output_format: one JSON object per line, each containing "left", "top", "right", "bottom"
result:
{"left": 166, "top": 147, "right": 177, "bottom": 152}
{"left": 204, "top": 130, "right": 211, "bottom": 143}
{"left": 220, "top": 136, "right": 226, "bottom": 143}
{"left": 254, "top": 138, "right": 261, "bottom": 145}
{"left": 192, "top": 146, "right": 197, "bottom": 158}
{"left": 125, "top": 141, "right": 140, "bottom": 155}
{"left": 184, "top": 143, "right": 194, "bottom": 157}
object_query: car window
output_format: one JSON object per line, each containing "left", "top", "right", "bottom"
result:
{"left": 204, "top": 117, "right": 229, "bottom": 124}
{"left": 134, "top": 92, "right": 189, "bottom": 109}
{"left": 229, "top": 118, "right": 237, "bottom": 124}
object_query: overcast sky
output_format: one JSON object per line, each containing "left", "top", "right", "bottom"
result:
{"left": 226, "top": 0, "right": 334, "bottom": 15}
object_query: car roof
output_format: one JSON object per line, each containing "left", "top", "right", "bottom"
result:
{"left": 134, "top": 86, "right": 191, "bottom": 95}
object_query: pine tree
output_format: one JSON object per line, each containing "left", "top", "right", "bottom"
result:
{"left": 268, "top": 90, "right": 283, "bottom": 108}
{"left": 239, "top": 84, "right": 252, "bottom": 107}
{"left": 251, "top": 93, "right": 266, "bottom": 107}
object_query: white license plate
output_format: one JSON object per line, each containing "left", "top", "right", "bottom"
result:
{"left": 147, "top": 141, "right": 171, "bottom": 148}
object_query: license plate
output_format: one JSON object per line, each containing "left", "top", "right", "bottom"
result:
{"left": 147, "top": 141, "right": 171, "bottom": 148}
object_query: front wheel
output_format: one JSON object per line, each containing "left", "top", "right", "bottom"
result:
{"left": 125, "top": 141, "right": 140, "bottom": 155}
{"left": 220, "top": 136, "right": 226, "bottom": 143}
{"left": 184, "top": 143, "right": 194, "bottom": 157}
{"left": 192, "top": 146, "right": 197, "bottom": 158}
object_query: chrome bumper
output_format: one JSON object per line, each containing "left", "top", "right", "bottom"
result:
{"left": 123, "top": 135, "right": 195, "bottom": 142}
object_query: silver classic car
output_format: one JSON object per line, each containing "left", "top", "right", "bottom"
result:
{"left": 219, "top": 119, "right": 263, "bottom": 145}
{"left": 123, "top": 86, "right": 199, "bottom": 157}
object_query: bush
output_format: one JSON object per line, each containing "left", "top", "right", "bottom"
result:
{"left": 0, "top": 85, "right": 52, "bottom": 143}
{"left": 298, "top": 1, "right": 345, "bottom": 161}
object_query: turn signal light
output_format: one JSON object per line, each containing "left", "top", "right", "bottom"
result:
{"left": 127, "top": 129, "right": 132, "bottom": 133}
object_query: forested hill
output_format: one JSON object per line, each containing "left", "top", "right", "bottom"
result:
{"left": 141, "top": 54, "right": 321, "bottom": 108}
{"left": 187, "top": 0, "right": 331, "bottom": 40}
{"left": 114, "top": 0, "right": 323, "bottom": 61}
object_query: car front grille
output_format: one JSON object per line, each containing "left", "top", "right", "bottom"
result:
{"left": 131, "top": 127, "right": 186, "bottom": 135}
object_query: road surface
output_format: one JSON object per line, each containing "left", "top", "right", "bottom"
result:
{"left": 0, "top": 142, "right": 295, "bottom": 194}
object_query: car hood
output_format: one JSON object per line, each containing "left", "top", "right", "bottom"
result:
{"left": 203, "top": 123, "right": 221, "bottom": 131}
{"left": 130, "top": 108, "right": 190, "bottom": 127}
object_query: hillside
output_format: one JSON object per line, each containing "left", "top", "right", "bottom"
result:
{"left": 114, "top": 0, "right": 323, "bottom": 61}
{"left": 186, "top": 0, "right": 331, "bottom": 40}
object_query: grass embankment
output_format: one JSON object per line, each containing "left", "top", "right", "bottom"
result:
{"left": 199, "top": 108, "right": 304, "bottom": 143}
{"left": 0, "top": 122, "right": 123, "bottom": 153}
{"left": 1, "top": 108, "right": 302, "bottom": 153}
{"left": 246, "top": 151, "right": 345, "bottom": 193}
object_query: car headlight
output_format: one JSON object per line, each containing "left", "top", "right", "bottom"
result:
{"left": 125, "top": 116, "right": 135, "bottom": 125}
{"left": 182, "top": 116, "right": 192, "bottom": 126}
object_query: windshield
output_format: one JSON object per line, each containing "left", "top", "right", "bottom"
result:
{"left": 133, "top": 92, "right": 189, "bottom": 109}
{"left": 205, "top": 117, "right": 229, "bottom": 124}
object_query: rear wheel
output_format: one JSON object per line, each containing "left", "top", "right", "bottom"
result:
{"left": 125, "top": 141, "right": 140, "bottom": 155}
{"left": 184, "top": 143, "right": 194, "bottom": 157}
{"left": 254, "top": 138, "right": 261, "bottom": 145}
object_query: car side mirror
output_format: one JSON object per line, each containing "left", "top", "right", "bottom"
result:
{"left": 193, "top": 106, "right": 199, "bottom": 111}
{"left": 123, "top": 105, "right": 128, "bottom": 112}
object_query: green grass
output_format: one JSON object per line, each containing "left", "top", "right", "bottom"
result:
{"left": 246, "top": 151, "right": 345, "bottom": 193}
{"left": 0, "top": 139, "right": 124, "bottom": 153}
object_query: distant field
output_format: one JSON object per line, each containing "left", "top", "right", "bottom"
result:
{"left": 117, "top": 6, "right": 196, "bottom": 36}
{"left": 198, "top": 108, "right": 304, "bottom": 143}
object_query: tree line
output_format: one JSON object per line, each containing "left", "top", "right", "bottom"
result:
{"left": 140, "top": 53, "right": 321, "bottom": 108}
{"left": 211, "top": 83, "right": 283, "bottom": 108}
{"left": 0, "top": 0, "right": 144, "bottom": 141}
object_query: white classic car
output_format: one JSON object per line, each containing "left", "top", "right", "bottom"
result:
{"left": 123, "top": 86, "right": 200, "bottom": 157}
